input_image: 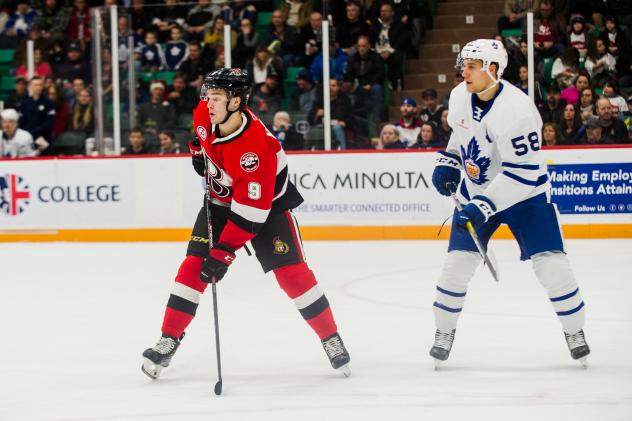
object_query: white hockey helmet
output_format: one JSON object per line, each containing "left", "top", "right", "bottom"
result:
{"left": 456, "top": 39, "right": 508, "bottom": 81}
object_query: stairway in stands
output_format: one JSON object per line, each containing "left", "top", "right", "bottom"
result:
{"left": 390, "top": 0, "right": 504, "bottom": 117}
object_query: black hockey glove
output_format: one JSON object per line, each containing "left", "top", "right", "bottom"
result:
{"left": 432, "top": 151, "right": 461, "bottom": 196}
{"left": 189, "top": 138, "right": 205, "bottom": 177}
{"left": 200, "top": 244, "right": 236, "bottom": 283}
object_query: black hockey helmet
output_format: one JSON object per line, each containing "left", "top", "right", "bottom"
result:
{"left": 201, "top": 68, "right": 250, "bottom": 109}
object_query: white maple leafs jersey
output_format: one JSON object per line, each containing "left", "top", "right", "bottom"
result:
{"left": 444, "top": 80, "right": 549, "bottom": 216}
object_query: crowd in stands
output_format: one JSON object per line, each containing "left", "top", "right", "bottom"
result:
{"left": 0, "top": 0, "right": 630, "bottom": 159}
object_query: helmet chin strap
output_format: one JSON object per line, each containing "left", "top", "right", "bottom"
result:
{"left": 219, "top": 95, "right": 239, "bottom": 125}
{"left": 475, "top": 67, "right": 500, "bottom": 96}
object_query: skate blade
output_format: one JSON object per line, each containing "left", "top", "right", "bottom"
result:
{"left": 337, "top": 364, "right": 351, "bottom": 377}
{"left": 579, "top": 357, "right": 588, "bottom": 369}
{"left": 433, "top": 359, "right": 442, "bottom": 371}
{"left": 142, "top": 358, "right": 163, "bottom": 380}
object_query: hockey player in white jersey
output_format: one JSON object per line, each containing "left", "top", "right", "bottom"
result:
{"left": 429, "top": 39, "right": 590, "bottom": 368}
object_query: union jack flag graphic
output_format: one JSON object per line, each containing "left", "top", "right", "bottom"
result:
{"left": 0, "top": 174, "right": 31, "bottom": 216}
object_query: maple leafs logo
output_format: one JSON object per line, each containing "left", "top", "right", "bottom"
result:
{"left": 460, "top": 137, "right": 490, "bottom": 185}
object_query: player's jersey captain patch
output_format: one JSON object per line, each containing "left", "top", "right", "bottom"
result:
{"left": 240, "top": 152, "right": 259, "bottom": 172}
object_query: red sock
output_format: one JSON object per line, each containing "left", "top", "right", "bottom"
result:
{"left": 161, "top": 255, "right": 207, "bottom": 338}
{"left": 274, "top": 263, "right": 338, "bottom": 340}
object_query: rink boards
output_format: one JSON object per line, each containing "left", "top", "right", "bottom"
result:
{"left": 1, "top": 146, "right": 631, "bottom": 241}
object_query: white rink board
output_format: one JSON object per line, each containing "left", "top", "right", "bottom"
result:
{"left": 0, "top": 147, "right": 631, "bottom": 231}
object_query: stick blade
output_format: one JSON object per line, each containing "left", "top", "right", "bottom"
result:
{"left": 214, "top": 380, "right": 223, "bottom": 395}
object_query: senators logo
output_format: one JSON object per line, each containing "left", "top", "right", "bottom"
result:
{"left": 272, "top": 237, "right": 290, "bottom": 255}
{"left": 240, "top": 152, "right": 259, "bottom": 172}
{"left": 206, "top": 158, "right": 232, "bottom": 198}
{"left": 196, "top": 126, "right": 208, "bottom": 141}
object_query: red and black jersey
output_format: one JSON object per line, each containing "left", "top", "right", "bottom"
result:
{"left": 192, "top": 101, "right": 303, "bottom": 251}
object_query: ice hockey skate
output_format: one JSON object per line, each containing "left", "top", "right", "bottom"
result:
{"left": 564, "top": 329, "right": 590, "bottom": 368}
{"left": 430, "top": 329, "right": 455, "bottom": 370}
{"left": 321, "top": 332, "right": 351, "bottom": 377}
{"left": 141, "top": 334, "right": 183, "bottom": 379}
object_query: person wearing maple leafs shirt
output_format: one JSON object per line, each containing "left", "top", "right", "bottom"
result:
{"left": 141, "top": 69, "right": 351, "bottom": 381}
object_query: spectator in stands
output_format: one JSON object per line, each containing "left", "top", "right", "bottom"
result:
{"left": 35, "top": 0, "right": 70, "bottom": 42}
{"left": 516, "top": 65, "right": 546, "bottom": 109}
{"left": 394, "top": 97, "right": 421, "bottom": 147}
{"left": 603, "top": 15, "right": 627, "bottom": 64}
{"left": 186, "top": 0, "right": 219, "bottom": 42}
{"left": 336, "top": 1, "right": 370, "bottom": 56}
{"left": 595, "top": 97, "right": 629, "bottom": 143}
{"left": 568, "top": 15, "right": 591, "bottom": 59}
{"left": 16, "top": 48, "right": 53, "bottom": 79}
{"left": 584, "top": 37, "right": 617, "bottom": 87}
{"left": 271, "top": 111, "right": 305, "bottom": 151}
{"left": 158, "top": 130, "right": 182, "bottom": 154}
{"left": 68, "top": 0, "right": 91, "bottom": 49}
{"left": 542, "top": 121, "right": 565, "bottom": 146}
{"left": 179, "top": 41, "right": 210, "bottom": 89}
{"left": 577, "top": 116, "right": 616, "bottom": 144}
{"left": 441, "top": 73, "right": 464, "bottom": 108}
{"left": 0, "top": 1, "right": 37, "bottom": 48}
{"left": 224, "top": 0, "right": 258, "bottom": 30}
{"left": 540, "top": 84, "right": 566, "bottom": 123}
{"left": 343, "top": 34, "right": 385, "bottom": 122}
{"left": 55, "top": 41, "right": 91, "bottom": 85}
{"left": 578, "top": 87, "right": 597, "bottom": 123}
{"left": 233, "top": 18, "right": 259, "bottom": 68}
{"left": 570, "top": 0, "right": 606, "bottom": 29}
{"left": 410, "top": 122, "right": 444, "bottom": 149}
{"left": 280, "top": 0, "right": 312, "bottom": 29}
{"left": 168, "top": 74, "right": 198, "bottom": 118}
{"left": 250, "top": 72, "right": 282, "bottom": 115}
{"left": 204, "top": 15, "right": 237, "bottom": 50}
{"left": 247, "top": 44, "right": 283, "bottom": 86}
{"left": 375, "top": 124, "right": 407, "bottom": 149}
{"left": 154, "top": 0, "right": 187, "bottom": 43}
{"left": 602, "top": 80, "right": 629, "bottom": 117}
{"left": 67, "top": 88, "right": 93, "bottom": 137}
{"left": 308, "top": 78, "right": 353, "bottom": 149}
{"left": 560, "top": 71, "right": 590, "bottom": 106}
{"left": 265, "top": 9, "right": 301, "bottom": 66}
{"left": 63, "top": 77, "right": 85, "bottom": 109}
{"left": 0, "top": 108, "right": 37, "bottom": 158}
{"left": 46, "top": 84, "right": 68, "bottom": 141}
{"left": 124, "top": 127, "right": 154, "bottom": 155}
{"left": 436, "top": 108, "right": 452, "bottom": 146}
{"left": 498, "top": 0, "right": 535, "bottom": 34}
{"left": 558, "top": 103, "right": 584, "bottom": 144}
{"left": 419, "top": 88, "right": 443, "bottom": 125}
{"left": 370, "top": 2, "right": 407, "bottom": 89}
{"left": 165, "top": 25, "right": 188, "bottom": 71}
{"left": 551, "top": 47, "right": 579, "bottom": 89}
{"left": 140, "top": 30, "right": 166, "bottom": 72}
{"left": 20, "top": 76, "right": 55, "bottom": 155}
{"left": 6, "top": 77, "right": 28, "bottom": 111}
{"left": 533, "top": 0, "right": 565, "bottom": 63}
{"left": 114, "top": 15, "right": 143, "bottom": 68}
{"left": 129, "top": 0, "right": 154, "bottom": 35}
{"left": 311, "top": 43, "right": 348, "bottom": 83}
{"left": 298, "top": 11, "right": 323, "bottom": 66}
{"left": 137, "top": 81, "right": 176, "bottom": 138}
{"left": 292, "top": 70, "right": 316, "bottom": 113}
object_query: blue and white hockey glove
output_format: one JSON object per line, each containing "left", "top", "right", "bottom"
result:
{"left": 432, "top": 151, "right": 461, "bottom": 196}
{"left": 454, "top": 196, "right": 496, "bottom": 232}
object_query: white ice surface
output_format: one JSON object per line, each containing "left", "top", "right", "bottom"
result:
{"left": 1, "top": 239, "right": 631, "bottom": 421}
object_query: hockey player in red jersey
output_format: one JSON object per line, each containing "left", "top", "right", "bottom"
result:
{"left": 142, "top": 68, "right": 351, "bottom": 379}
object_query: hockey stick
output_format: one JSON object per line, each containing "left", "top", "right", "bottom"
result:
{"left": 447, "top": 183, "right": 500, "bottom": 282}
{"left": 203, "top": 155, "right": 223, "bottom": 396}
